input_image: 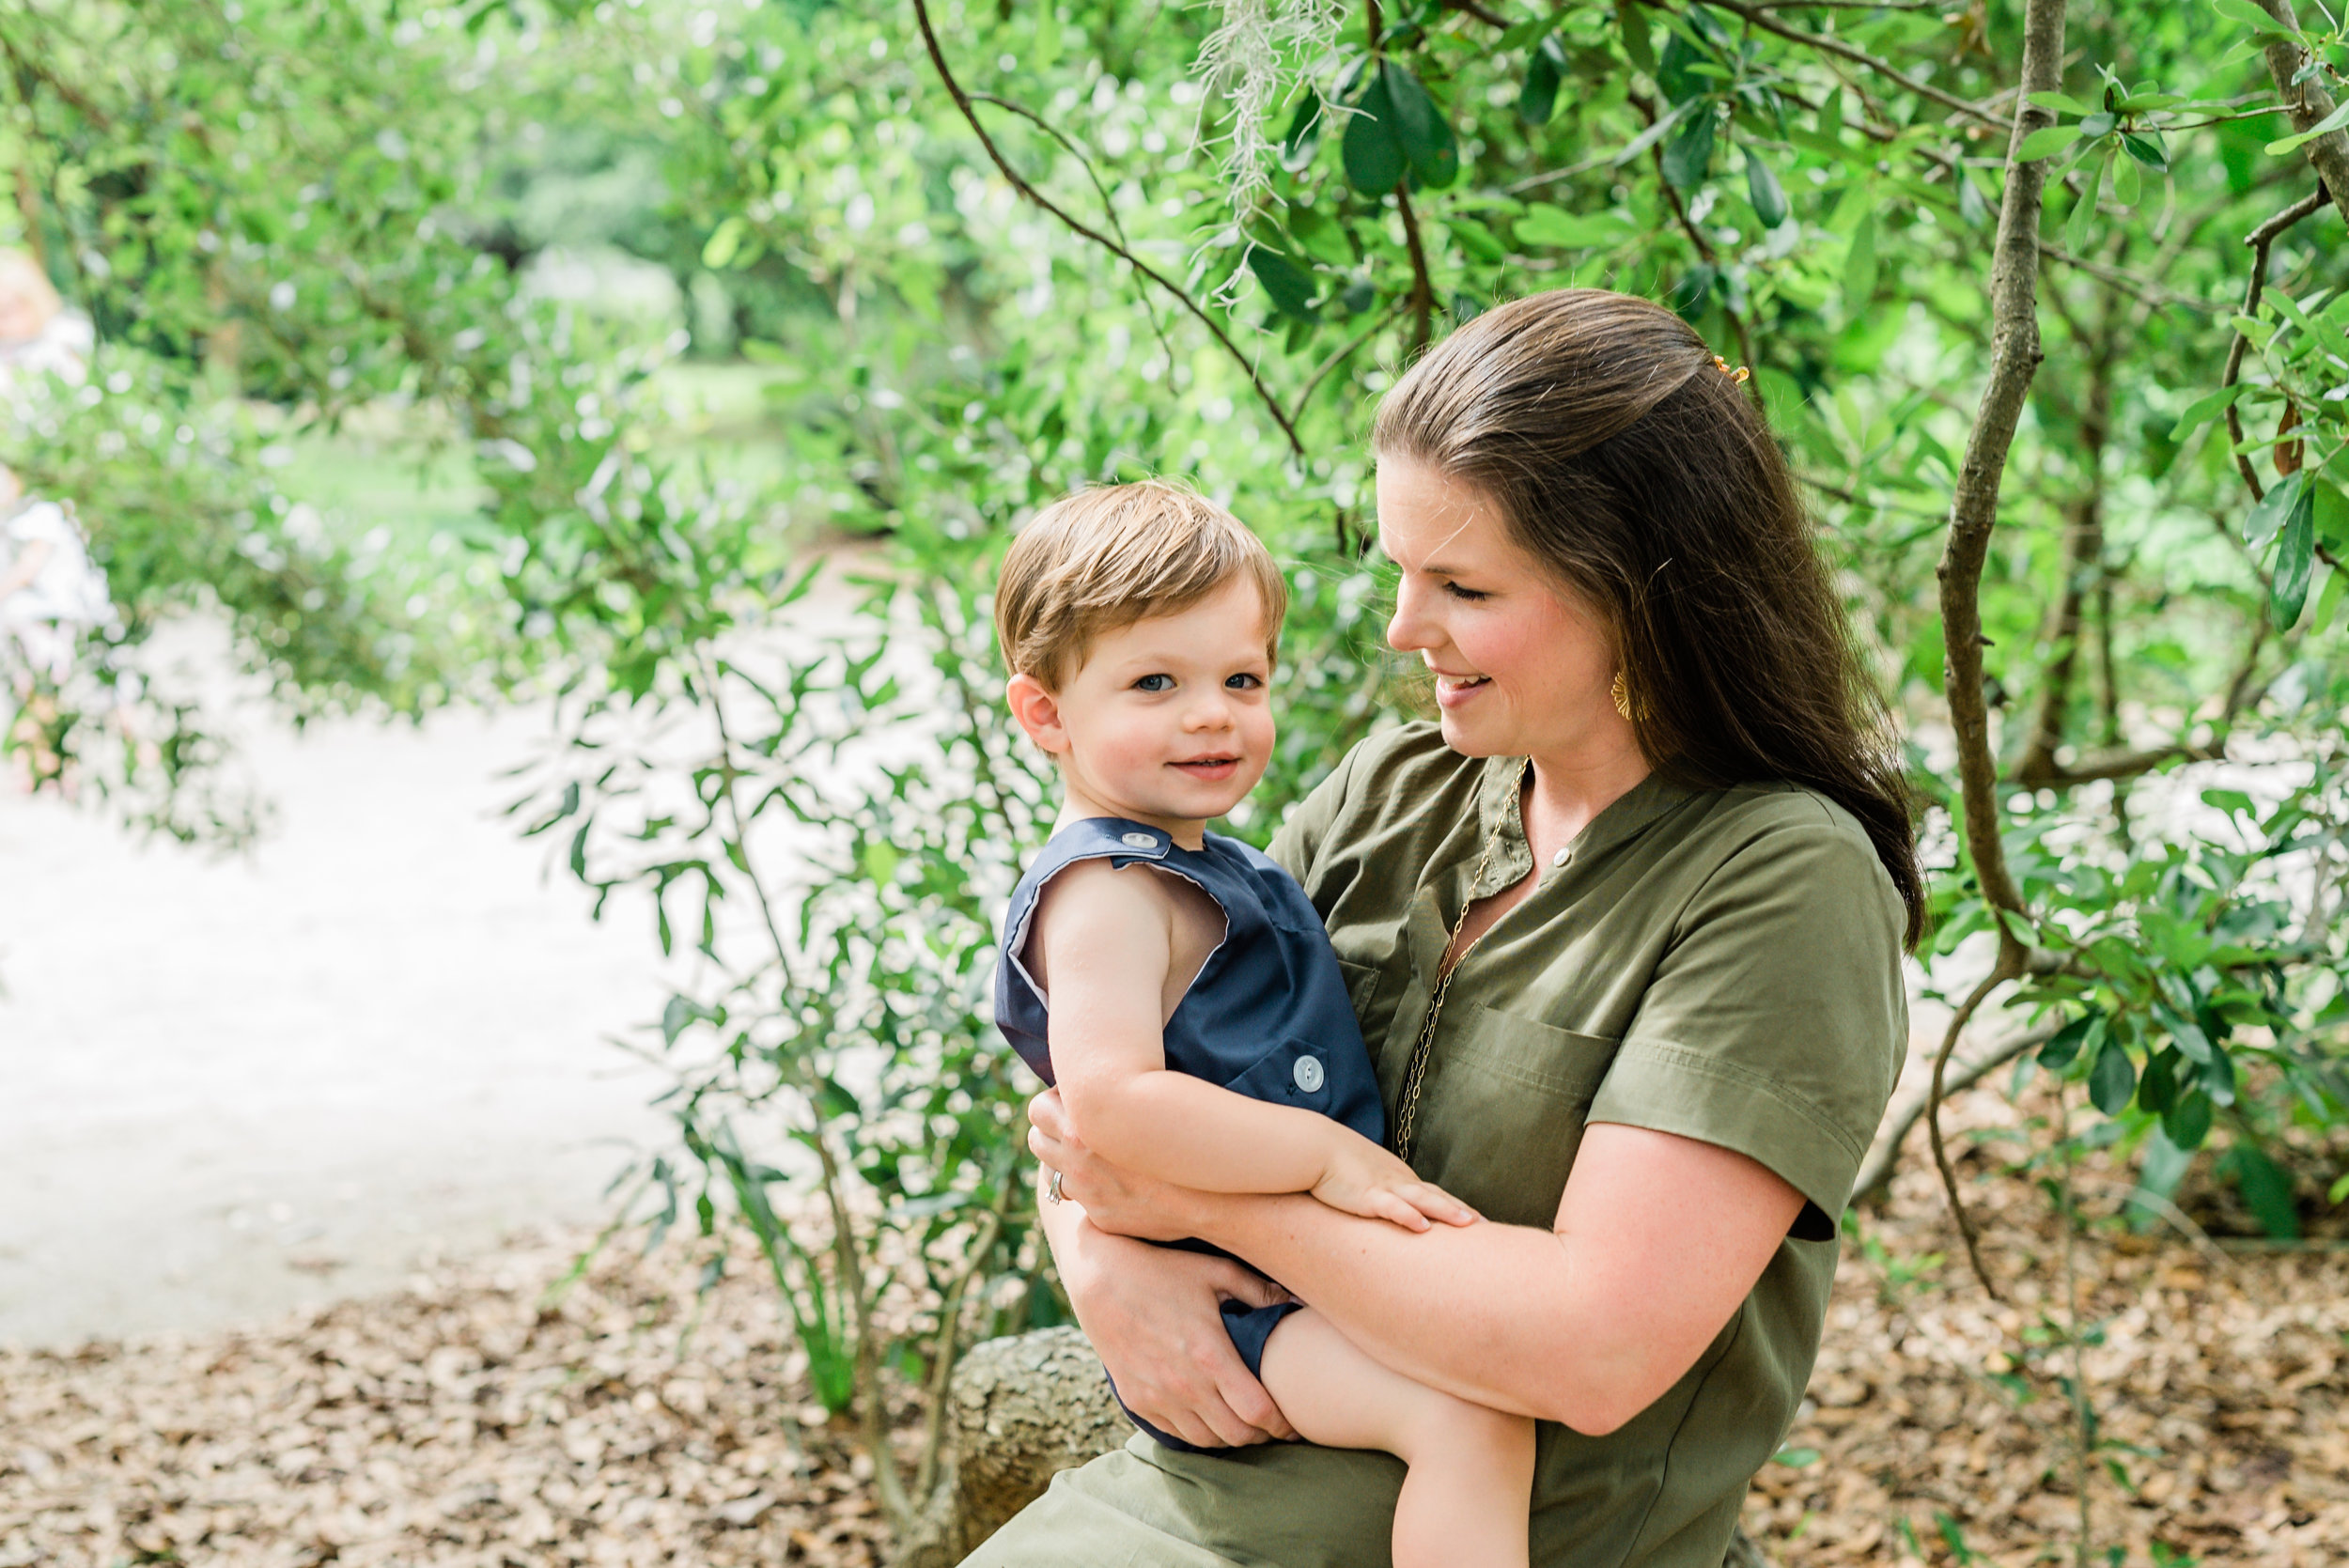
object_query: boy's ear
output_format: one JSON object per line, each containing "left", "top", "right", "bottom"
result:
{"left": 1005, "top": 672, "right": 1071, "bottom": 754}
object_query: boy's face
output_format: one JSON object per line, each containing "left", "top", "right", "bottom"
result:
{"left": 1009, "top": 575, "right": 1277, "bottom": 836}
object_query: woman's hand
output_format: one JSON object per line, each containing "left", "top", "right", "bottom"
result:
{"left": 1030, "top": 1088, "right": 1298, "bottom": 1448}
{"left": 1029, "top": 1085, "right": 1202, "bottom": 1242}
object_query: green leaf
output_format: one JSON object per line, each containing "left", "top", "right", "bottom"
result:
{"left": 661, "top": 994, "right": 698, "bottom": 1047}
{"left": 1519, "top": 35, "right": 1565, "bottom": 126}
{"left": 2317, "top": 479, "right": 2349, "bottom": 549}
{"left": 2169, "top": 382, "right": 2244, "bottom": 441}
{"left": 1381, "top": 63, "right": 1459, "bottom": 189}
{"left": 2026, "top": 91, "right": 2095, "bottom": 116}
{"left": 1957, "top": 171, "right": 1989, "bottom": 227}
{"left": 2139, "top": 1046, "right": 2180, "bottom": 1113}
{"left": 2015, "top": 124, "right": 2080, "bottom": 162}
{"left": 1246, "top": 244, "right": 1321, "bottom": 320}
{"left": 2065, "top": 153, "right": 2106, "bottom": 252}
{"left": 2078, "top": 110, "right": 2119, "bottom": 140}
{"left": 702, "top": 215, "right": 747, "bottom": 269}
{"left": 2224, "top": 1143, "right": 2301, "bottom": 1239}
{"left": 2089, "top": 1036, "right": 2138, "bottom": 1115}
{"left": 2213, "top": 0, "right": 2302, "bottom": 36}
{"left": 2162, "top": 1091, "right": 2215, "bottom": 1152}
{"left": 2122, "top": 132, "right": 2170, "bottom": 171}
{"left": 1745, "top": 147, "right": 1789, "bottom": 227}
{"left": 1342, "top": 71, "right": 1407, "bottom": 194}
{"left": 2113, "top": 149, "right": 2141, "bottom": 206}
{"left": 2244, "top": 470, "right": 2305, "bottom": 546}
{"left": 1515, "top": 205, "right": 1635, "bottom": 249}
{"left": 1843, "top": 210, "right": 1877, "bottom": 310}
{"left": 1661, "top": 109, "right": 1716, "bottom": 190}
{"left": 2266, "top": 98, "right": 2349, "bottom": 154}
{"left": 1620, "top": 1, "right": 1657, "bottom": 77}
{"left": 2271, "top": 486, "right": 2316, "bottom": 628}
{"left": 2040, "top": 1012, "right": 2105, "bottom": 1072}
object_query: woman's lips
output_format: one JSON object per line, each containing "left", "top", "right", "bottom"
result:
{"left": 1170, "top": 756, "right": 1240, "bottom": 781}
{"left": 1434, "top": 674, "right": 1491, "bottom": 709}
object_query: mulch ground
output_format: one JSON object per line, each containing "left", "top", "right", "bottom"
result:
{"left": 5, "top": 1082, "right": 2344, "bottom": 1567}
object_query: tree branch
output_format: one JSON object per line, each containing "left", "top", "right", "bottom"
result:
{"left": 1927, "top": 0, "right": 2067, "bottom": 1296}
{"left": 1393, "top": 182, "right": 1438, "bottom": 354}
{"left": 1629, "top": 93, "right": 1765, "bottom": 411}
{"left": 1856, "top": 1019, "right": 2059, "bottom": 1201}
{"left": 909, "top": 0, "right": 1306, "bottom": 458}
{"left": 2254, "top": 0, "right": 2349, "bottom": 231}
{"left": 1935, "top": 0, "right": 2065, "bottom": 938}
{"left": 2223, "top": 184, "right": 2329, "bottom": 505}
{"left": 1708, "top": 0, "right": 2010, "bottom": 129}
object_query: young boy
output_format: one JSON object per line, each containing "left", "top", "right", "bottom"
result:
{"left": 991, "top": 481, "right": 1536, "bottom": 1568}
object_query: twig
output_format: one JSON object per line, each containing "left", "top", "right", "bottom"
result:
{"left": 1629, "top": 93, "right": 1765, "bottom": 411}
{"left": 1706, "top": 0, "right": 2010, "bottom": 128}
{"left": 1439, "top": 0, "right": 1510, "bottom": 25}
{"left": 1392, "top": 184, "right": 1437, "bottom": 353}
{"left": 909, "top": 0, "right": 1306, "bottom": 458}
{"left": 2223, "top": 185, "right": 2329, "bottom": 505}
{"left": 1927, "top": 965, "right": 2020, "bottom": 1298}
{"left": 910, "top": 1189, "right": 1010, "bottom": 1502}
{"left": 699, "top": 657, "right": 913, "bottom": 1529}
{"left": 2254, "top": 0, "right": 2349, "bottom": 231}
{"left": 2055, "top": 1082, "right": 2092, "bottom": 1568}
{"left": 1856, "top": 1019, "right": 2059, "bottom": 1200}
{"left": 2034, "top": 239, "right": 2214, "bottom": 313}
{"left": 1293, "top": 300, "right": 1406, "bottom": 411}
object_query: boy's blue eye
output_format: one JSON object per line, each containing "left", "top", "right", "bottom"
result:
{"left": 1224, "top": 673, "right": 1262, "bottom": 690}
{"left": 1134, "top": 674, "right": 1174, "bottom": 691}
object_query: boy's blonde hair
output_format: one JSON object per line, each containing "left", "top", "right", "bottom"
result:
{"left": 994, "top": 480, "right": 1287, "bottom": 688}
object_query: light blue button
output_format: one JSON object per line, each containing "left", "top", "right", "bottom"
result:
{"left": 1293, "top": 1055, "right": 1325, "bottom": 1093}
{"left": 1120, "top": 831, "right": 1159, "bottom": 849}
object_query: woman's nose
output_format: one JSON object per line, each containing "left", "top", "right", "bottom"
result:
{"left": 1386, "top": 583, "right": 1432, "bottom": 653}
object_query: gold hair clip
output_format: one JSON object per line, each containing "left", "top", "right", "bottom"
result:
{"left": 1713, "top": 354, "right": 1751, "bottom": 384}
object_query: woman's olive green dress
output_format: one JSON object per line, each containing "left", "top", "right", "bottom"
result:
{"left": 967, "top": 725, "right": 1907, "bottom": 1568}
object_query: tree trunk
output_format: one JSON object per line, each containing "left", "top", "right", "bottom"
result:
{"left": 891, "top": 1327, "right": 1779, "bottom": 1567}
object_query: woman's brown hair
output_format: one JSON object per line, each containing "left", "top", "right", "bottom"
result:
{"left": 1375, "top": 288, "right": 1926, "bottom": 947}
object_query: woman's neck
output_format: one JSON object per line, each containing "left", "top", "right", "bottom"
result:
{"left": 1522, "top": 735, "right": 1652, "bottom": 851}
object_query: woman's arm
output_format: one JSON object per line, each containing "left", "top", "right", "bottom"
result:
{"left": 1033, "top": 1161, "right": 1299, "bottom": 1448}
{"left": 1032, "top": 1100, "right": 1801, "bottom": 1436}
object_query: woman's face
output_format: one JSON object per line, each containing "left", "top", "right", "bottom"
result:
{"left": 1377, "top": 457, "right": 1626, "bottom": 766}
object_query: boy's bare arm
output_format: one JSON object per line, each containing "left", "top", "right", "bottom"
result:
{"left": 1034, "top": 862, "right": 1473, "bottom": 1232}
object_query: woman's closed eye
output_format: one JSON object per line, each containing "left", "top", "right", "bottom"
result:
{"left": 1443, "top": 581, "right": 1491, "bottom": 602}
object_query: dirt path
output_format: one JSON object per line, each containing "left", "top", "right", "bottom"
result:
{"left": 0, "top": 691, "right": 670, "bottom": 1349}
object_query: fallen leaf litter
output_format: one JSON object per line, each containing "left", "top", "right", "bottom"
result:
{"left": 2, "top": 1080, "right": 2342, "bottom": 1567}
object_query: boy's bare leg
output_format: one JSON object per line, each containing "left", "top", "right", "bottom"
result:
{"left": 1256, "top": 1308, "right": 1535, "bottom": 1568}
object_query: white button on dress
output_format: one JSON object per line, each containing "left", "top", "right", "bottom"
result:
{"left": 1120, "top": 831, "right": 1159, "bottom": 849}
{"left": 1292, "top": 1055, "right": 1326, "bottom": 1093}
{"left": 1552, "top": 847, "right": 1571, "bottom": 867}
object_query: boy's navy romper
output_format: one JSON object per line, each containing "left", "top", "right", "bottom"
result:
{"left": 995, "top": 815, "right": 1385, "bottom": 1453}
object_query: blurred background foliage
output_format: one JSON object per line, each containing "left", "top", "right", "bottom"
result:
{"left": 6, "top": 0, "right": 2349, "bottom": 1528}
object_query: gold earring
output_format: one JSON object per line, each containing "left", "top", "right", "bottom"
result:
{"left": 1610, "top": 670, "right": 1634, "bottom": 721}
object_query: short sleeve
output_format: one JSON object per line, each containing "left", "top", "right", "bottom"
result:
{"left": 1267, "top": 741, "right": 1362, "bottom": 887}
{"left": 1586, "top": 816, "right": 1906, "bottom": 1230}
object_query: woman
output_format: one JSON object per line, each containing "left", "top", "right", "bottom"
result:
{"left": 977, "top": 288, "right": 1921, "bottom": 1567}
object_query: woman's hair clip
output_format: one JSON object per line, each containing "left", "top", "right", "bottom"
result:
{"left": 1712, "top": 354, "right": 1751, "bottom": 385}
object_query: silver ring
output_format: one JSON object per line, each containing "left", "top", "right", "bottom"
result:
{"left": 1046, "top": 1169, "right": 1066, "bottom": 1204}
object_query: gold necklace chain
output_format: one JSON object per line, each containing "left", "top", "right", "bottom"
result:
{"left": 1390, "top": 763, "right": 1524, "bottom": 1165}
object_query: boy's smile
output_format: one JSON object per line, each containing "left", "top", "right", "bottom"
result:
{"left": 1005, "top": 576, "right": 1278, "bottom": 849}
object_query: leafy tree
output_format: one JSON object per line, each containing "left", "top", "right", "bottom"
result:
{"left": 8, "top": 0, "right": 2349, "bottom": 1543}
